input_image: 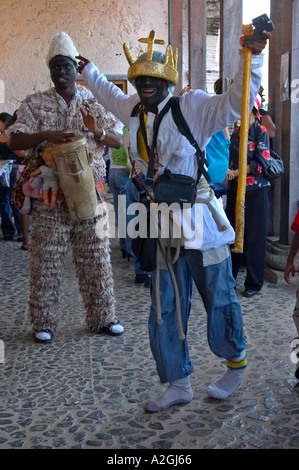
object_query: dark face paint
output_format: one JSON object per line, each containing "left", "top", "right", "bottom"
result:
{"left": 135, "top": 76, "right": 169, "bottom": 113}
{"left": 49, "top": 56, "right": 77, "bottom": 90}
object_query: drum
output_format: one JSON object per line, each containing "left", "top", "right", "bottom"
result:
{"left": 51, "top": 136, "right": 98, "bottom": 220}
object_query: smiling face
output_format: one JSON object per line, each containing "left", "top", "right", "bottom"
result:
{"left": 49, "top": 55, "right": 77, "bottom": 91}
{"left": 135, "top": 76, "right": 169, "bottom": 113}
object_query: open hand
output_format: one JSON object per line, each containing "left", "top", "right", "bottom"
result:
{"left": 80, "top": 102, "right": 97, "bottom": 133}
{"left": 284, "top": 263, "right": 296, "bottom": 284}
{"left": 76, "top": 55, "right": 90, "bottom": 74}
{"left": 225, "top": 169, "right": 238, "bottom": 181}
{"left": 44, "top": 128, "right": 76, "bottom": 143}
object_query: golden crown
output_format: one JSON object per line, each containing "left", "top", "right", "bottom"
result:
{"left": 123, "top": 30, "right": 178, "bottom": 85}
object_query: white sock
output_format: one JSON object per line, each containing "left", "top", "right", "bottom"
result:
{"left": 145, "top": 377, "right": 193, "bottom": 412}
{"left": 207, "top": 368, "right": 246, "bottom": 399}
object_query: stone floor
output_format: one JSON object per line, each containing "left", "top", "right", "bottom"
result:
{"left": 0, "top": 223, "right": 299, "bottom": 451}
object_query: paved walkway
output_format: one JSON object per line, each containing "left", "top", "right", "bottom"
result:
{"left": 0, "top": 222, "right": 299, "bottom": 451}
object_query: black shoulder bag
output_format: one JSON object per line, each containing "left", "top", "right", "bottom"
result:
{"left": 152, "top": 97, "right": 209, "bottom": 207}
{"left": 264, "top": 148, "right": 284, "bottom": 180}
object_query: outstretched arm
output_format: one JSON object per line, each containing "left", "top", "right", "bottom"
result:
{"left": 9, "top": 129, "right": 76, "bottom": 151}
{"left": 180, "top": 29, "right": 272, "bottom": 147}
{"left": 76, "top": 55, "right": 139, "bottom": 127}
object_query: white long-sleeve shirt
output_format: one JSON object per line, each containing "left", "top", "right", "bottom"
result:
{"left": 82, "top": 54, "right": 263, "bottom": 252}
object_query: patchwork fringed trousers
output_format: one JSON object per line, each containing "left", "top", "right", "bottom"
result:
{"left": 28, "top": 201, "right": 116, "bottom": 333}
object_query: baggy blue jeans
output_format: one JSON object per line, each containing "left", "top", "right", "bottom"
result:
{"left": 149, "top": 247, "right": 246, "bottom": 383}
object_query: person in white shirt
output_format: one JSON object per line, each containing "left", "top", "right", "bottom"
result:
{"left": 76, "top": 28, "right": 271, "bottom": 411}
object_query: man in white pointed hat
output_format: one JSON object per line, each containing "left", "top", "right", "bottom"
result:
{"left": 8, "top": 32, "right": 125, "bottom": 342}
{"left": 77, "top": 27, "right": 271, "bottom": 411}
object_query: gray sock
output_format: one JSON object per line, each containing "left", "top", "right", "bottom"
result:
{"left": 207, "top": 368, "right": 246, "bottom": 399}
{"left": 145, "top": 376, "right": 193, "bottom": 413}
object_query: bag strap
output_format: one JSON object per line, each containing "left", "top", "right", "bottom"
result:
{"left": 145, "top": 98, "right": 173, "bottom": 185}
{"left": 130, "top": 99, "right": 172, "bottom": 185}
{"left": 131, "top": 101, "right": 143, "bottom": 117}
{"left": 170, "top": 96, "right": 210, "bottom": 182}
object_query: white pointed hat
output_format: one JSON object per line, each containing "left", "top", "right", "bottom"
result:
{"left": 46, "top": 32, "right": 79, "bottom": 67}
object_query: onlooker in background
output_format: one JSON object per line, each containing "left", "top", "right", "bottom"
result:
{"left": 258, "top": 86, "right": 276, "bottom": 141}
{"left": 108, "top": 127, "right": 131, "bottom": 258}
{"left": 257, "top": 86, "right": 277, "bottom": 237}
{"left": 225, "top": 97, "right": 272, "bottom": 297}
{"left": 0, "top": 112, "right": 26, "bottom": 242}
{"left": 15, "top": 160, "right": 31, "bottom": 251}
{"left": 20, "top": 213, "right": 30, "bottom": 250}
{"left": 124, "top": 133, "right": 151, "bottom": 288}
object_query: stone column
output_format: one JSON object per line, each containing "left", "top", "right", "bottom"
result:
{"left": 266, "top": 0, "right": 299, "bottom": 283}
{"left": 188, "top": 0, "right": 207, "bottom": 91}
{"left": 169, "top": 0, "right": 184, "bottom": 94}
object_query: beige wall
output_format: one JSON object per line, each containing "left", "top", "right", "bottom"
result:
{"left": 0, "top": 0, "right": 168, "bottom": 114}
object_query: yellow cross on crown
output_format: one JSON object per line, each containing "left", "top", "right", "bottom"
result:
{"left": 138, "top": 30, "right": 165, "bottom": 61}
{"left": 123, "top": 30, "right": 178, "bottom": 86}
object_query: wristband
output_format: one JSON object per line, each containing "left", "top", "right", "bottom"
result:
{"left": 95, "top": 129, "right": 106, "bottom": 142}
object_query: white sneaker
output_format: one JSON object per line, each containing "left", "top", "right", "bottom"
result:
{"left": 35, "top": 329, "right": 53, "bottom": 343}
{"left": 99, "top": 321, "right": 124, "bottom": 336}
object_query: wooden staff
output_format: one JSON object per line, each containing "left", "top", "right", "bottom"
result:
{"left": 231, "top": 24, "right": 254, "bottom": 254}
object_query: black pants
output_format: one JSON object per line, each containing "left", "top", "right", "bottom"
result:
{"left": 226, "top": 186, "right": 270, "bottom": 291}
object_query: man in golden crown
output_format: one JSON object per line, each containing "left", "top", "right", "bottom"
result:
{"left": 77, "top": 27, "right": 271, "bottom": 412}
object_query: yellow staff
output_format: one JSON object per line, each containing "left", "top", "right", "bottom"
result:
{"left": 231, "top": 23, "right": 254, "bottom": 253}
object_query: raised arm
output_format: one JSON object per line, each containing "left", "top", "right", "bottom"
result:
{"left": 77, "top": 55, "right": 139, "bottom": 126}
{"left": 180, "top": 29, "right": 272, "bottom": 148}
